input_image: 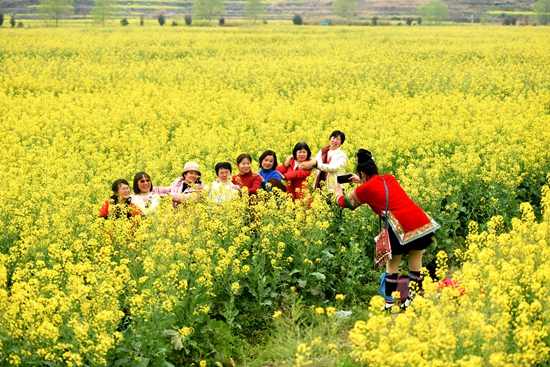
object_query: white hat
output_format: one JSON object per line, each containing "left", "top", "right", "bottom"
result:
{"left": 182, "top": 161, "right": 201, "bottom": 176}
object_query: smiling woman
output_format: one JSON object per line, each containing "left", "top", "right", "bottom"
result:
{"left": 99, "top": 178, "right": 142, "bottom": 219}
{"left": 154, "top": 162, "right": 205, "bottom": 207}
{"left": 130, "top": 171, "right": 161, "bottom": 214}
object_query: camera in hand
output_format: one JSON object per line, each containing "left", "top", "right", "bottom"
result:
{"left": 337, "top": 174, "right": 352, "bottom": 184}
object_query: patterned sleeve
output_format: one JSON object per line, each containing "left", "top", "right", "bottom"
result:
{"left": 335, "top": 189, "right": 362, "bottom": 210}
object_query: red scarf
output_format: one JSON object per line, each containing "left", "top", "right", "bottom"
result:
{"left": 314, "top": 146, "right": 331, "bottom": 189}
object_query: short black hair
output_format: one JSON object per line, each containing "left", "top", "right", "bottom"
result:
{"left": 133, "top": 172, "right": 152, "bottom": 194}
{"left": 215, "top": 162, "right": 232, "bottom": 175}
{"left": 258, "top": 150, "right": 278, "bottom": 169}
{"left": 292, "top": 142, "right": 311, "bottom": 160}
{"left": 236, "top": 153, "right": 252, "bottom": 165}
{"left": 330, "top": 130, "right": 346, "bottom": 145}
{"left": 111, "top": 178, "right": 130, "bottom": 193}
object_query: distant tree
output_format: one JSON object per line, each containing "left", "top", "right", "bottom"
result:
{"left": 193, "top": 0, "right": 224, "bottom": 24}
{"left": 184, "top": 14, "right": 192, "bottom": 25}
{"left": 171, "top": 20, "right": 178, "bottom": 26}
{"left": 332, "top": 0, "right": 358, "bottom": 20}
{"left": 158, "top": 13, "right": 165, "bottom": 26}
{"left": 292, "top": 13, "right": 303, "bottom": 25}
{"left": 0, "top": 13, "right": 4, "bottom": 27}
{"left": 120, "top": 17, "right": 129, "bottom": 25}
{"left": 480, "top": 12, "right": 491, "bottom": 24}
{"left": 218, "top": 16, "right": 224, "bottom": 25}
{"left": 418, "top": 0, "right": 448, "bottom": 24}
{"left": 371, "top": 16, "right": 378, "bottom": 25}
{"left": 417, "top": 16, "right": 422, "bottom": 25}
{"left": 92, "top": 0, "right": 117, "bottom": 26}
{"left": 245, "top": 0, "right": 265, "bottom": 24}
{"left": 533, "top": 0, "right": 550, "bottom": 25}
{"left": 406, "top": 17, "right": 413, "bottom": 25}
{"left": 10, "top": 13, "right": 16, "bottom": 27}
{"left": 39, "top": 0, "right": 74, "bottom": 26}
{"left": 140, "top": 15, "right": 144, "bottom": 25}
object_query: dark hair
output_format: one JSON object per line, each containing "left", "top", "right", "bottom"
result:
{"left": 215, "top": 162, "right": 232, "bottom": 175}
{"left": 356, "top": 149, "right": 378, "bottom": 176}
{"left": 112, "top": 178, "right": 130, "bottom": 193}
{"left": 133, "top": 172, "right": 152, "bottom": 194}
{"left": 236, "top": 153, "right": 252, "bottom": 165}
{"left": 110, "top": 178, "right": 131, "bottom": 205}
{"left": 330, "top": 130, "right": 346, "bottom": 145}
{"left": 292, "top": 142, "right": 311, "bottom": 160}
{"left": 258, "top": 150, "right": 278, "bottom": 169}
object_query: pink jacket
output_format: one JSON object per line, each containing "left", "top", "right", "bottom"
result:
{"left": 153, "top": 177, "right": 204, "bottom": 208}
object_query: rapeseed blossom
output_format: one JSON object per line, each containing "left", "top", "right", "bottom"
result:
{"left": 1, "top": 25, "right": 549, "bottom": 365}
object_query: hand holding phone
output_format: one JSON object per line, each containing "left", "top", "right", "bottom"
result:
{"left": 337, "top": 174, "right": 352, "bottom": 184}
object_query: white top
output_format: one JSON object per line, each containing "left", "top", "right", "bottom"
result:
{"left": 130, "top": 192, "right": 161, "bottom": 214}
{"left": 209, "top": 180, "right": 238, "bottom": 205}
{"left": 314, "top": 147, "right": 348, "bottom": 192}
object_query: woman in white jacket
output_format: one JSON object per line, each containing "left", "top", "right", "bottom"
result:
{"left": 299, "top": 130, "right": 348, "bottom": 193}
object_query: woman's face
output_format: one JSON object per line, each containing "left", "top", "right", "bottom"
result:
{"left": 116, "top": 183, "right": 131, "bottom": 199}
{"left": 218, "top": 168, "right": 231, "bottom": 183}
{"left": 238, "top": 158, "right": 252, "bottom": 175}
{"left": 184, "top": 171, "right": 200, "bottom": 184}
{"left": 296, "top": 149, "right": 308, "bottom": 163}
{"left": 137, "top": 175, "right": 151, "bottom": 193}
{"left": 261, "top": 155, "right": 275, "bottom": 170}
{"left": 329, "top": 135, "right": 342, "bottom": 150}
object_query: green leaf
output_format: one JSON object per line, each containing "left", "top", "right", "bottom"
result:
{"left": 309, "top": 272, "right": 326, "bottom": 281}
{"left": 115, "top": 357, "right": 132, "bottom": 366}
{"left": 298, "top": 279, "right": 307, "bottom": 288}
{"left": 134, "top": 357, "right": 150, "bottom": 367}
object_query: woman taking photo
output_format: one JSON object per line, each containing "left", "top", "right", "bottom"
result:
{"left": 334, "top": 149, "right": 439, "bottom": 310}
{"left": 232, "top": 153, "right": 263, "bottom": 195}
{"left": 131, "top": 172, "right": 161, "bottom": 214}
{"left": 99, "top": 178, "right": 142, "bottom": 219}
{"left": 276, "top": 142, "right": 313, "bottom": 202}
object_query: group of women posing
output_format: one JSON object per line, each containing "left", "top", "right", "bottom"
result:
{"left": 99, "top": 130, "right": 349, "bottom": 218}
{"left": 100, "top": 129, "right": 439, "bottom": 310}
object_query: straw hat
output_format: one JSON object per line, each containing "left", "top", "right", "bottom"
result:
{"left": 182, "top": 161, "right": 201, "bottom": 176}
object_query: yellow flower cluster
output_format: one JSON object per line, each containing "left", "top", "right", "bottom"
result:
{"left": 0, "top": 25, "right": 549, "bottom": 364}
{"left": 349, "top": 181, "right": 550, "bottom": 366}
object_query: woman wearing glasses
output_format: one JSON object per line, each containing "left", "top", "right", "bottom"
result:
{"left": 130, "top": 172, "right": 161, "bottom": 214}
{"left": 99, "top": 178, "right": 142, "bottom": 219}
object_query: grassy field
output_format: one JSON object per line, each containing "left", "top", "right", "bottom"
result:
{"left": 1, "top": 25, "right": 550, "bottom": 366}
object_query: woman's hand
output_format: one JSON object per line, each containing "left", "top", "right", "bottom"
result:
{"left": 349, "top": 173, "right": 362, "bottom": 184}
{"left": 280, "top": 174, "right": 286, "bottom": 180}
{"left": 334, "top": 183, "right": 344, "bottom": 197}
{"left": 284, "top": 156, "right": 292, "bottom": 168}
{"left": 298, "top": 159, "right": 317, "bottom": 170}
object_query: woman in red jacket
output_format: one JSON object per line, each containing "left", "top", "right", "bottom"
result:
{"left": 276, "top": 142, "right": 314, "bottom": 202}
{"left": 334, "top": 149, "right": 439, "bottom": 310}
{"left": 99, "top": 178, "right": 142, "bottom": 219}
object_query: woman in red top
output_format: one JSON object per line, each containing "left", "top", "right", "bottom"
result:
{"left": 276, "top": 142, "right": 313, "bottom": 202}
{"left": 99, "top": 178, "right": 142, "bottom": 219}
{"left": 335, "top": 149, "right": 439, "bottom": 310}
{"left": 232, "top": 153, "right": 263, "bottom": 195}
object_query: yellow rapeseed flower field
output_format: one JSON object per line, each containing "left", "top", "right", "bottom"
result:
{"left": 1, "top": 25, "right": 549, "bottom": 365}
